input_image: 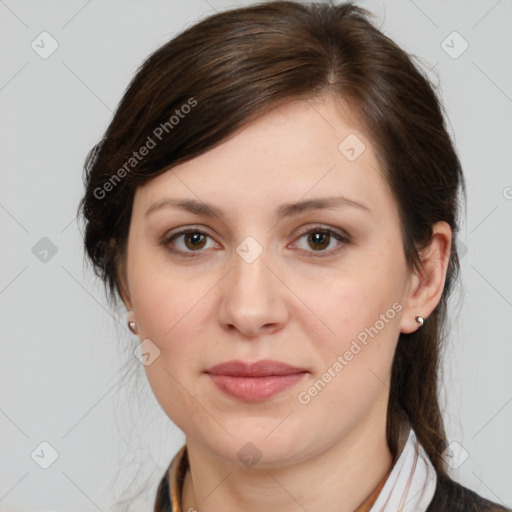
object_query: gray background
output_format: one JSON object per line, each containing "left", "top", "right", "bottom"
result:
{"left": 1, "top": 0, "right": 511, "bottom": 510}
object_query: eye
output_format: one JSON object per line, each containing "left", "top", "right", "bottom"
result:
{"left": 292, "top": 225, "right": 350, "bottom": 258}
{"left": 161, "top": 228, "right": 217, "bottom": 257}
{"left": 160, "top": 225, "right": 350, "bottom": 259}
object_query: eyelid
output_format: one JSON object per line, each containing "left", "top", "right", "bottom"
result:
{"left": 293, "top": 223, "right": 350, "bottom": 241}
{"left": 162, "top": 224, "right": 214, "bottom": 240}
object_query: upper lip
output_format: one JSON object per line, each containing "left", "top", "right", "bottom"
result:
{"left": 205, "top": 359, "right": 308, "bottom": 377}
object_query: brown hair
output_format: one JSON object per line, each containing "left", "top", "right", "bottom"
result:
{"left": 79, "top": 0, "right": 467, "bottom": 493}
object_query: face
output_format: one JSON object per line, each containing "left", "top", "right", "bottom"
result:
{"left": 122, "top": 95, "right": 415, "bottom": 467}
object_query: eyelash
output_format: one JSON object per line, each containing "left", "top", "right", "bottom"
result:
{"left": 160, "top": 224, "right": 350, "bottom": 259}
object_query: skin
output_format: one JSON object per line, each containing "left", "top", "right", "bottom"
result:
{"left": 119, "top": 95, "right": 451, "bottom": 512}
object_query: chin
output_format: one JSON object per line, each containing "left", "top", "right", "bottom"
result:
{"left": 202, "top": 426, "right": 315, "bottom": 468}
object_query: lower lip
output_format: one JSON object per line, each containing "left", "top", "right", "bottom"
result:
{"left": 207, "top": 373, "right": 307, "bottom": 401}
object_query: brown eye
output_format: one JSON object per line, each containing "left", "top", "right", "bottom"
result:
{"left": 183, "top": 232, "right": 207, "bottom": 250}
{"left": 307, "top": 231, "right": 331, "bottom": 251}
{"left": 294, "top": 226, "right": 350, "bottom": 258}
{"left": 161, "top": 229, "right": 216, "bottom": 257}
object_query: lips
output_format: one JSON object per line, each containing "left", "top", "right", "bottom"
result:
{"left": 205, "top": 359, "right": 308, "bottom": 401}
{"left": 205, "top": 359, "right": 307, "bottom": 377}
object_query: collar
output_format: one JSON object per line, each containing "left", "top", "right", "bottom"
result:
{"left": 154, "top": 423, "right": 435, "bottom": 512}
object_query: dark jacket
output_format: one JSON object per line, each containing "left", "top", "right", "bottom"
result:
{"left": 426, "top": 474, "right": 510, "bottom": 511}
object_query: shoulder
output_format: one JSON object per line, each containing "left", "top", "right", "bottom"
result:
{"left": 427, "top": 474, "right": 511, "bottom": 512}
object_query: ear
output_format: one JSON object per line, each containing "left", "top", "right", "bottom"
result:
{"left": 399, "top": 221, "right": 452, "bottom": 334}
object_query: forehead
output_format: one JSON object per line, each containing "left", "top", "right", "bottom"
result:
{"left": 133, "top": 96, "right": 396, "bottom": 223}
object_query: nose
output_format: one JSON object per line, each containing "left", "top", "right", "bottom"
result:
{"left": 217, "top": 243, "right": 289, "bottom": 338}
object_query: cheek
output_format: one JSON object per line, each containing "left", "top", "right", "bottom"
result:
{"left": 126, "top": 252, "right": 205, "bottom": 408}
{"left": 308, "top": 260, "right": 404, "bottom": 350}
{"left": 130, "top": 278, "right": 210, "bottom": 435}
{"left": 295, "top": 279, "right": 401, "bottom": 427}
{"left": 299, "top": 262, "right": 403, "bottom": 408}
{"left": 317, "top": 292, "right": 400, "bottom": 387}
{"left": 127, "top": 242, "right": 212, "bottom": 340}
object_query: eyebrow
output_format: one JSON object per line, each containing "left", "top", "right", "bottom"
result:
{"left": 145, "top": 195, "right": 370, "bottom": 222}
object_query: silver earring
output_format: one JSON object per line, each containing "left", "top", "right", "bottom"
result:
{"left": 415, "top": 316, "right": 425, "bottom": 329}
{"left": 128, "top": 321, "right": 137, "bottom": 334}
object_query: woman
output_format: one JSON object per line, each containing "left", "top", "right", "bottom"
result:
{"left": 78, "top": 1, "right": 510, "bottom": 510}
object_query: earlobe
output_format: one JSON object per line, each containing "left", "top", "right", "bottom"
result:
{"left": 415, "top": 315, "right": 425, "bottom": 329}
{"left": 126, "top": 306, "right": 138, "bottom": 334}
{"left": 399, "top": 221, "right": 452, "bottom": 334}
{"left": 127, "top": 317, "right": 138, "bottom": 334}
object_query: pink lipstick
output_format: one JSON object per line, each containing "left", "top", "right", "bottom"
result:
{"left": 205, "top": 360, "right": 308, "bottom": 401}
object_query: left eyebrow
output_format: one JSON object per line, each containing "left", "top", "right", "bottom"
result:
{"left": 144, "top": 195, "right": 371, "bottom": 221}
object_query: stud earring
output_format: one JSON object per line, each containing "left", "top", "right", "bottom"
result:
{"left": 128, "top": 321, "right": 138, "bottom": 334}
{"left": 415, "top": 316, "right": 425, "bottom": 329}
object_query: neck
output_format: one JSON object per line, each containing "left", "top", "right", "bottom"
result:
{"left": 181, "top": 405, "right": 393, "bottom": 512}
